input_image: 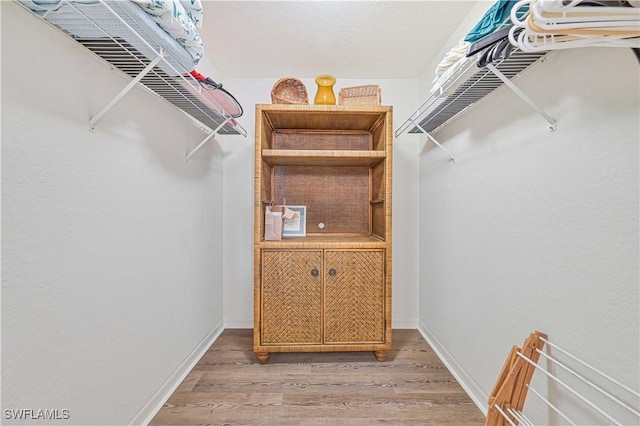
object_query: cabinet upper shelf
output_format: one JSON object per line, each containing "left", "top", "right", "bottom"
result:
{"left": 262, "top": 149, "right": 386, "bottom": 167}
{"left": 257, "top": 105, "right": 392, "bottom": 155}
{"left": 258, "top": 104, "right": 392, "bottom": 132}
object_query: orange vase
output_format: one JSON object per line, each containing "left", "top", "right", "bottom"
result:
{"left": 314, "top": 75, "right": 336, "bottom": 105}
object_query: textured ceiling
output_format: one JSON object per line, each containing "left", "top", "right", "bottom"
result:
{"left": 199, "top": 1, "right": 478, "bottom": 79}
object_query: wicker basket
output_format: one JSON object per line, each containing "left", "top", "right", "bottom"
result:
{"left": 271, "top": 78, "right": 309, "bottom": 105}
{"left": 339, "top": 84, "right": 381, "bottom": 106}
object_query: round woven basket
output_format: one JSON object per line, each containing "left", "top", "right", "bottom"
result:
{"left": 271, "top": 78, "right": 309, "bottom": 104}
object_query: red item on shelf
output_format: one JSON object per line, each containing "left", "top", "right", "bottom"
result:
{"left": 189, "top": 70, "right": 207, "bottom": 81}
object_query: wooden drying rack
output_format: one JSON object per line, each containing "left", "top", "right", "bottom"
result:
{"left": 485, "top": 331, "right": 548, "bottom": 426}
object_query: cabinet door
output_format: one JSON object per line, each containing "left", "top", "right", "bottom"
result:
{"left": 261, "top": 250, "right": 323, "bottom": 345}
{"left": 324, "top": 250, "right": 385, "bottom": 344}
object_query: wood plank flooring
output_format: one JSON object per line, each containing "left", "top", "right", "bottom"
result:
{"left": 150, "top": 329, "right": 485, "bottom": 425}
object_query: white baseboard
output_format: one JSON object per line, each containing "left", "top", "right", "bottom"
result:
{"left": 417, "top": 320, "right": 488, "bottom": 416}
{"left": 129, "top": 320, "right": 225, "bottom": 426}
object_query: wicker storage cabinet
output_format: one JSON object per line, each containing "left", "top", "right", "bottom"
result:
{"left": 254, "top": 105, "right": 392, "bottom": 363}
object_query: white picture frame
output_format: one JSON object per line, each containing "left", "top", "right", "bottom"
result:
{"left": 283, "top": 205, "right": 306, "bottom": 237}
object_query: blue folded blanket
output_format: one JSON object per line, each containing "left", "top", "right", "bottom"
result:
{"left": 464, "top": 0, "right": 522, "bottom": 43}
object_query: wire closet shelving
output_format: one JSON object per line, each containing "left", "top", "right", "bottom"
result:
{"left": 396, "top": 49, "right": 555, "bottom": 162}
{"left": 17, "top": 0, "right": 247, "bottom": 160}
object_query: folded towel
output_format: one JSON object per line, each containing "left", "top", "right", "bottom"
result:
{"left": 434, "top": 39, "right": 471, "bottom": 78}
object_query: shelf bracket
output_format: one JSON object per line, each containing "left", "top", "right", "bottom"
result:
{"left": 414, "top": 122, "right": 456, "bottom": 163}
{"left": 89, "top": 50, "right": 164, "bottom": 131}
{"left": 486, "top": 63, "right": 556, "bottom": 132}
{"left": 185, "top": 117, "right": 232, "bottom": 161}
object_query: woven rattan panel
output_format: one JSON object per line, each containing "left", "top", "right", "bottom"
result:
{"left": 371, "top": 203, "right": 385, "bottom": 239}
{"left": 273, "top": 132, "right": 371, "bottom": 150}
{"left": 273, "top": 166, "right": 369, "bottom": 234}
{"left": 371, "top": 162, "right": 385, "bottom": 201}
{"left": 324, "top": 250, "right": 385, "bottom": 344}
{"left": 371, "top": 119, "right": 385, "bottom": 151}
{"left": 261, "top": 162, "right": 273, "bottom": 201}
{"left": 261, "top": 250, "right": 323, "bottom": 345}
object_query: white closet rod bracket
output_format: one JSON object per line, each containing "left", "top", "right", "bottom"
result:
{"left": 486, "top": 63, "right": 557, "bottom": 132}
{"left": 185, "top": 117, "right": 231, "bottom": 161}
{"left": 89, "top": 50, "right": 165, "bottom": 131}
{"left": 414, "top": 122, "right": 456, "bottom": 163}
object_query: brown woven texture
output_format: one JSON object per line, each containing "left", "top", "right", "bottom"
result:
{"left": 371, "top": 162, "right": 385, "bottom": 201}
{"left": 339, "top": 85, "right": 381, "bottom": 106}
{"left": 371, "top": 203, "right": 385, "bottom": 239}
{"left": 261, "top": 250, "right": 323, "bottom": 344}
{"left": 324, "top": 250, "right": 385, "bottom": 343}
{"left": 261, "top": 161, "right": 273, "bottom": 200}
{"left": 273, "top": 131, "right": 371, "bottom": 150}
{"left": 274, "top": 166, "right": 369, "bottom": 234}
{"left": 271, "top": 78, "right": 309, "bottom": 105}
{"left": 371, "top": 118, "right": 386, "bottom": 150}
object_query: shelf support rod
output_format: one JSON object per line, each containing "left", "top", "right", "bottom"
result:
{"left": 186, "top": 118, "right": 231, "bottom": 161}
{"left": 486, "top": 63, "right": 557, "bottom": 132}
{"left": 89, "top": 51, "right": 164, "bottom": 131}
{"left": 414, "top": 123, "right": 456, "bottom": 163}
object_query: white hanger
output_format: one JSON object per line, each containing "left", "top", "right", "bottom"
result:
{"left": 509, "top": 0, "right": 640, "bottom": 52}
{"left": 533, "top": 1, "right": 640, "bottom": 29}
{"left": 538, "top": 0, "right": 640, "bottom": 14}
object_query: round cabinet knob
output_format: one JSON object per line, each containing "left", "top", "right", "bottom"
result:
{"left": 328, "top": 268, "right": 337, "bottom": 276}
{"left": 311, "top": 269, "right": 319, "bottom": 277}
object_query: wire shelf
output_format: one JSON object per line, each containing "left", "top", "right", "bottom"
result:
{"left": 395, "top": 50, "right": 549, "bottom": 138}
{"left": 18, "top": 0, "right": 246, "bottom": 137}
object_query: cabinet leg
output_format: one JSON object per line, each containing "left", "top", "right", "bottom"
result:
{"left": 255, "top": 352, "right": 270, "bottom": 364}
{"left": 373, "top": 351, "right": 388, "bottom": 362}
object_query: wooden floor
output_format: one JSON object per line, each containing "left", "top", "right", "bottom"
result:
{"left": 150, "top": 329, "right": 485, "bottom": 425}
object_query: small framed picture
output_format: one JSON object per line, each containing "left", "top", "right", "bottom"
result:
{"left": 283, "top": 206, "right": 306, "bottom": 237}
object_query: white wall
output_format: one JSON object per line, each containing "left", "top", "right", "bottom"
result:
{"left": 417, "top": 44, "right": 639, "bottom": 425}
{"left": 221, "top": 77, "right": 422, "bottom": 329}
{"left": 1, "top": 3, "right": 225, "bottom": 424}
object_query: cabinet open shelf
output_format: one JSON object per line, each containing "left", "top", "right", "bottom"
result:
{"left": 259, "top": 105, "right": 390, "bottom": 132}
{"left": 260, "top": 234, "right": 386, "bottom": 249}
{"left": 261, "top": 149, "right": 386, "bottom": 167}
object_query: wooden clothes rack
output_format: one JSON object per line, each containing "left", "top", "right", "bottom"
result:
{"left": 486, "top": 331, "right": 548, "bottom": 426}
{"left": 486, "top": 331, "right": 640, "bottom": 426}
